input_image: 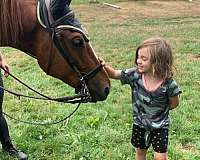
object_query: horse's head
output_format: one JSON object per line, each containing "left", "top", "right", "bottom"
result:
{"left": 34, "top": 0, "right": 110, "bottom": 102}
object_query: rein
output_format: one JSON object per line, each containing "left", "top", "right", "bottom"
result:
{"left": 0, "top": 0, "right": 104, "bottom": 125}
{"left": 0, "top": 66, "right": 89, "bottom": 103}
{"left": 3, "top": 103, "right": 81, "bottom": 126}
{"left": 0, "top": 66, "right": 88, "bottom": 125}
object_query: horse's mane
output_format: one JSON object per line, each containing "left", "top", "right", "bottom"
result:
{"left": 0, "top": 0, "right": 23, "bottom": 45}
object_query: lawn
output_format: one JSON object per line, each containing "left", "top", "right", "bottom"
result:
{"left": 0, "top": 0, "right": 200, "bottom": 159}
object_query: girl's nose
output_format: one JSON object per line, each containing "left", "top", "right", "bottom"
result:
{"left": 137, "top": 58, "right": 141, "bottom": 64}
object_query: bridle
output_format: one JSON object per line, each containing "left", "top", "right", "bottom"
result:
{"left": 0, "top": 0, "right": 104, "bottom": 125}
{"left": 38, "top": 0, "right": 103, "bottom": 103}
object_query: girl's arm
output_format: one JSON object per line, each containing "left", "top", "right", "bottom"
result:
{"left": 104, "top": 64, "right": 121, "bottom": 80}
{"left": 169, "top": 95, "right": 180, "bottom": 110}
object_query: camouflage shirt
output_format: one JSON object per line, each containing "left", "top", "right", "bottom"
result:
{"left": 120, "top": 68, "right": 182, "bottom": 130}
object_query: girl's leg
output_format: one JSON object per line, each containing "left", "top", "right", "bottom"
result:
{"left": 135, "top": 148, "right": 147, "bottom": 160}
{"left": 154, "top": 152, "right": 168, "bottom": 160}
{"left": 131, "top": 124, "right": 150, "bottom": 160}
{"left": 151, "top": 128, "right": 169, "bottom": 160}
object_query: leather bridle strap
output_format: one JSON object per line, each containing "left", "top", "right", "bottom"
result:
{"left": 82, "top": 63, "right": 103, "bottom": 80}
{"left": 40, "top": 0, "right": 104, "bottom": 100}
{"left": 41, "top": 1, "right": 87, "bottom": 80}
{"left": 52, "top": 29, "right": 83, "bottom": 79}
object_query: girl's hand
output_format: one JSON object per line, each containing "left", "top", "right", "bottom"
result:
{"left": 98, "top": 57, "right": 112, "bottom": 71}
{"left": 98, "top": 57, "right": 121, "bottom": 79}
{"left": 98, "top": 57, "right": 105, "bottom": 66}
{"left": 169, "top": 95, "right": 180, "bottom": 110}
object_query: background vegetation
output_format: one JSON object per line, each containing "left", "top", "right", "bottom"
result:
{"left": 0, "top": 0, "right": 200, "bottom": 159}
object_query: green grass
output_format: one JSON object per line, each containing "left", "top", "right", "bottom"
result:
{"left": 72, "top": 0, "right": 127, "bottom": 5}
{"left": 0, "top": 0, "right": 200, "bottom": 159}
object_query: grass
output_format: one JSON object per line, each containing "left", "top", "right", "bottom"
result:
{"left": 72, "top": 0, "right": 127, "bottom": 5}
{"left": 0, "top": 0, "right": 200, "bottom": 159}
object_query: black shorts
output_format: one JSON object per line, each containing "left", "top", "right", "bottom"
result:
{"left": 131, "top": 124, "right": 169, "bottom": 153}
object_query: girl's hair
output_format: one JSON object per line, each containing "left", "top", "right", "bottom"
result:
{"left": 135, "top": 37, "right": 173, "bottom": 79}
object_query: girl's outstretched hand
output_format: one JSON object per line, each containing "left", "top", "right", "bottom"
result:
{"left": 98, "top": 57, "right": 105, "bottom": 66}
{"left": 98, "top": 57, "right": 121, "bottom": 79}
{"left": 98, "top": 57, "right": 111, "bottom": 71}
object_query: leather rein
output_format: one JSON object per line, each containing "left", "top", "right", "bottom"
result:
{"left": 0, "top": 0, "right": 103, "bottom": 125}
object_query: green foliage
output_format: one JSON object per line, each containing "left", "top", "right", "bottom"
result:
{"left": 0, "top": 0, "right": 200, "bottom": 159}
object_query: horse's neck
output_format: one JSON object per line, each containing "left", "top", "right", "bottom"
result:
{"left": 0, "top": 0, "right": 39, "bottom": 57}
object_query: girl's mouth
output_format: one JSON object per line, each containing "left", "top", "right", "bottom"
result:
{"left": 138, "top": 66, "right": 143, "bottom": 69}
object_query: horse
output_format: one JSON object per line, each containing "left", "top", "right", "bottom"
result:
{"left": 0, "top": 0, "right": 110, "bottom": 102}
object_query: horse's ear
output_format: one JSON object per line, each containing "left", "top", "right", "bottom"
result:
{"left": 67, "top": 0, "right": 72, "bottom": 6}
{"left": 51, "top": 0, "right": 72, "bottom": 20}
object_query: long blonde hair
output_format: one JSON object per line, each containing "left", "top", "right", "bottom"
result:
{"left": 135, "top": 37, "right": 173, "bottom": 79}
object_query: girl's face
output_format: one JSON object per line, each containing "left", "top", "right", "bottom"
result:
{"left": 136, "top": 47, "right": 152, "bottom": 74}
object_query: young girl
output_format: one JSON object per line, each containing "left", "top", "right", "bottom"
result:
{"left": 103, "top": 37, "right": 182, "bottom": 160}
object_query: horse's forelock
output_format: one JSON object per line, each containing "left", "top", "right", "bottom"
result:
{"left": 0, "top": 0, "right": 23, "bottom": 45}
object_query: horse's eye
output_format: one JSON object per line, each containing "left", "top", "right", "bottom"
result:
{"left": 72, "top": 38, "right": 84, "bottom": 48}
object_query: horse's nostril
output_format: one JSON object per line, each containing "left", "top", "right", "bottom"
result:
{"left": 104, "top": 87, "right": 110, "bottom": 96}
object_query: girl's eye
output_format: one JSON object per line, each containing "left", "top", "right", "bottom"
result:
{"left": 142, "top": 57, "right": 148, "bottom": 61}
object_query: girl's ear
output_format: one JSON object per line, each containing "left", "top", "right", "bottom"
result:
{"left": 152, "top": 65, "right": 155, "bottom": 76}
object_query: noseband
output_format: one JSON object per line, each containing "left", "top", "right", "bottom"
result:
{"left": 37, "top": 0, "right": 103, "bottom": 102}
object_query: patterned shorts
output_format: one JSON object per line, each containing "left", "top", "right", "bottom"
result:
{"left": 131, "top": 124, "right": 169, "bottom": 153}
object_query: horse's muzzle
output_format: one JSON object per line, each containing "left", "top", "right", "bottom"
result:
{"left": 75, "top": 84, "right": 110, "bottom": 102}
{"left": 89, "top": 85, "right": 110, "bottom": 102}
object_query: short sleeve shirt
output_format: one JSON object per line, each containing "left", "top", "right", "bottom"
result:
{"left": 120, "top": 68, "right": 182, "bottom": 130}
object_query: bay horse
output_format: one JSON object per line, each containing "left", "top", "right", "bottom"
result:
{"left": 0, "top": 0, "right": 110, "bottom": 102}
